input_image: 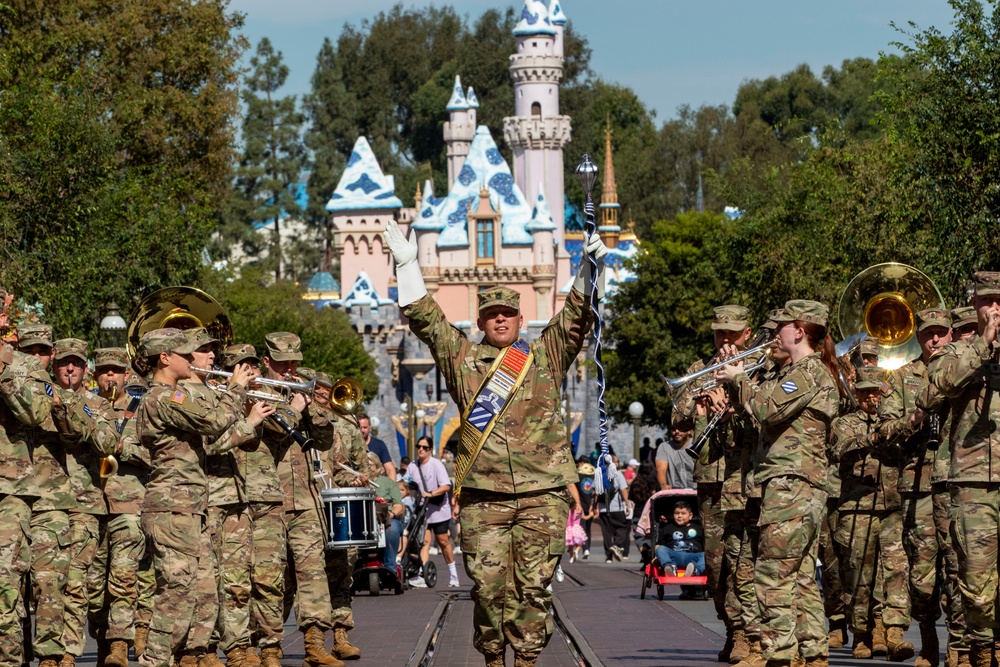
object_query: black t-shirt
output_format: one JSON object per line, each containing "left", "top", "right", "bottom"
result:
{"left": 657, "top": 520, "right": 703, "bottom": 552}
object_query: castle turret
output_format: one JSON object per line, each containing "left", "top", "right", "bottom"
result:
{"left": 411, "top": 178, "right": 444, "bottom": 297}
{"left": 599, "top": 121, "right": 621, "bottom": 248}
{"left": 525, "top": 184, "right": 557, "bottom": 320}
{"left": 549, "top": 0, "right": 567, "bottom": 57}
{"left": 443, "top": 75, "right": 474, "bottom": 189}
{"left": 503, "top": 0, "right": 572, "bottom": 311}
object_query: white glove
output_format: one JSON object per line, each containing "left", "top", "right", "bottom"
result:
{"left": 572, "top": 233, "right": 608, "bottom": 299}
{"left": 383, "top": 220, "right": 427, "bottom": 307}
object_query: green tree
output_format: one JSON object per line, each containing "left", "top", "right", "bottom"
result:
{"left": 231, "top": 38, "right": 306, "bottom": 282}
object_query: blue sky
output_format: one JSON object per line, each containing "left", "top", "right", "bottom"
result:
{"left": 229, "top": 0, "right": 958, "bottom": 121}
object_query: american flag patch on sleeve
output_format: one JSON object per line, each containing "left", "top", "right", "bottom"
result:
{"left": 781, "top": 380, "right": 798, "bottom": 394}
{"left": 171, "top": 390, "right": 186, "bottom": 405}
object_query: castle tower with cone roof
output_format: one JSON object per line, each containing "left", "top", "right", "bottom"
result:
{"left": 599, "top": 121, "right": 621, "bottom": 247}
{"left": 443, "top": 75, "right": 478, "bottom": 189}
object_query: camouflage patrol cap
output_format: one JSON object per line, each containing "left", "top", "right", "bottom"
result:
{"left": 761, "top": 308, "right": 785, "bottom": 331}
{"left": 54, "top": 338, "right": 88, "bottom": 362}
{"left": 780, "top": 300, "right": 829, "bottom": 328}
{"left": 859, "top": 336, "right": 879, "bottom": 358}
{"left": 297, "top": 367, "right": 315, "bottom": 380}
{"left": 971, "top": 271, "right": 1000, "bottom": 296}
{"left": 916, "top": 308, "right": 952, "bottom": 332}
{"left": 315, "top": 371, "right": 333, "bottom": 389}
{"left": 710, "top": 305, "right": 750, "bottom": 331}
{"left": 855, "top": 366, "right": 884, "bottom": 391}
{"left": 94, "top": 347, "right": 129, "bottom": 370}
{"left": 17, "top": 323, "right": 53, "bottom": 349}
{"left": 139, "top": 327, "right": 199, "bottom": 357}
{"left": 124, "top": 372, "right": 147, "bottom": 390}
{"left": 220, "top": 343, "right": 258, "bottom": 369}
{"left": 478, "top": 286, "right": 520, "bottom": 313}
{"left": 952, "top": 306, "right": 977, "bottom": 329}
{"left": 264, "top": 332, "right": 302, "bottom": 361}
{"left": 185, "top": 327, "right": 218, "bottom": 350}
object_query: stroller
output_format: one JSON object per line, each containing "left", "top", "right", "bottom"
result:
{"left": 399, "top": 481, "right": 438, "bottom": 589}
{"left": 634, "top": 488, "right": 709, "bottom": 600}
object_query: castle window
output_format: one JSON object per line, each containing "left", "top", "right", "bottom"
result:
{"left": 531, "top": 102, "right": 541, "bottom": 118}
{"left": 476, "top": 220, "right": 495, "bottom": 264}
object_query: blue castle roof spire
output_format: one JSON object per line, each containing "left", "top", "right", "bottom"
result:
{"left": 446, "top": 75, "right": 470, "bottom": 111}
{"left": 513, "top": 0, "right": 556, "bottom": 37}
{"left": 549, "top": 0, "right": 567, "bottom": 25}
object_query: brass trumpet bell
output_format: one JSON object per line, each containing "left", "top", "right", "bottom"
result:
{"left": 838, "top": 263, "right": 944, "bottom": 371}
{"left": 127, "top": 287, "right": 233, "bottom": 373}
{"left": 331, "top": 377, "right": 364, "bottom": 414}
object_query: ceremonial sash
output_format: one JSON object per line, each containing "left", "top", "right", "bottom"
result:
{"left": 455, "top": 339, "right": 533, "bottom": 499}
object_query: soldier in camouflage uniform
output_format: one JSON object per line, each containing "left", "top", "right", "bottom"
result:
{"left": 879, "top": 308, "right": 953, "bottom": 663}
{"left": 47, "top": 339, "right": 118, "bottom": 667}
{"left": 673, "top": 305, "right": 756, "bottom": 663}
{"left": 16, "top": 324, "right": 75, "bottom": 667}
{"left": 134, "top": 328, "right": 252, "bottom": 667}
{"left": 260, "top": 333, "right": 343, "bottom": 667}
{"left": 717, "top": 300, "right": 840, "bottom": 667}
{"left": 830, "top": 366, "right": 910, "bottom": 660}
{"left": 88, "top": 348, "right": 151, "bottom": 667}
{"left": 385, "top": 220, "right": 603, "bottom": 667}
{"left": 0, "top": 338, "right": 54, "bottom": 667}
{"left": 925, "top": 273, "right": 1000, "bottom": 667}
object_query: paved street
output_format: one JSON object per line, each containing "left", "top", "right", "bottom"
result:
{"left": 69, "top": 548, "right": 947, "bottom": 667}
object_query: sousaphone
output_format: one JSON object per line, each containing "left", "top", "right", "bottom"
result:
{"left": 838, "top": 263, "right": 944, "bottom": 371}
{"left": 126, "top": 287, "right": 233, "bottom": 373}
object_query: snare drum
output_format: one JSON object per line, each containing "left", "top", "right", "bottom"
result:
{"left": 321, "top": 487, "right": 378, "bottom": 549}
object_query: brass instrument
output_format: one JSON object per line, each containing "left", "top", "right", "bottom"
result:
{"left": 100, "top": 385, "right": 119, "bottom": 483}
{"left": 838, "top": 263, "right": 944, "bottom": 371}
{"left": 661, "top": 339, "right": 777, "bottom": 396}
{"left": 127, "top": 287, "right": 233, "bottom": 373}
{"left": 190, "top": 366, "right": 316, "bottom": 395}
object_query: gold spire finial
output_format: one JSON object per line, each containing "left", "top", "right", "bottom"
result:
{"left": 600, "top": 118, "right": 620, "bottom": 241}
{"left": 414, "top": 180, "right": 423, "bottom": 211}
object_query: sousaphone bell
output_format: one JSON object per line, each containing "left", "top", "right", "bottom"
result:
{"left": 127, "top": 287, "right": 233, "bottom": 373}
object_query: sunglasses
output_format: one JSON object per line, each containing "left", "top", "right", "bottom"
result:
{"left": 416, "top": 445, "right": 432, "bottom": 451}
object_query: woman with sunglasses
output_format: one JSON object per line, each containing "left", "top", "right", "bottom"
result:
{"left": 405, "top": 436, "right": 459, "bottom": 588}
{"left": 715, "top": 300, "right": 842, "bottom": 667}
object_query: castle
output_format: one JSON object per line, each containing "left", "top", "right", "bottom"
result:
{"left": 309, "top": 0, "right": 639, "bottom": 461}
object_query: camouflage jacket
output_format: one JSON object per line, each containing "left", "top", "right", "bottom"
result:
{"left": 831, "top": 409, "right": 900, "bottom": 511}
{"left": 322, "top": 409, "right": 369, "bottom": 489}
{"left": 926, "top": 334, "right": 1000, "bottom": 483}
{"left": 878, "top": 359, "right": 936, "bottom": 493}
{"left": 914, "top": 368, "right": 952, "bottom": 485}
{"left": 730, "top": 352, "right": 838, "bottom": 490}
{"left": 180, "top": 380, "right": 258, "bottom": 508}
{"left": 104, "top": 390, "right": 150, "bottom": 515}
{"left": 137, "top": 379, "right": 248, "bottom": 513}
{"left": 0, "top": 351, "right": 51, "bottom": 498}
{"left": 737, "top": 361, "right": 790, "bottom": 499}
{"left": 52, "top": 388, "right": 116, "bottom": 515}
{"left": 274, "top": 399, "right": 335, "bottom": 512}
{"left": 674, "top": 355, "right": 752, "bottom": 507}
{"left": 403, "top": 289, "right": 592, "bottom": 495}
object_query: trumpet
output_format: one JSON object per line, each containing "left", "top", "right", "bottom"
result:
{"left": 190, "top": 366, "right": 316, "bottom": 395}
{"left": 662, "top": 339, "right": 777, "bottom": 396}
{"left": 692, "top": 354, "right": 772, "bottom": 395}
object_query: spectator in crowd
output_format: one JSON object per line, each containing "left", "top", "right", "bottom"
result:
{"left": 624, "top": 458, "right": 639, "bottom": 484}
{"left": 398, "top": 457, "right": 411, "bottom": 481}
{"left": 640, "top": 436, "right": 656, "bottom": 463}
{"left": 358, "top": 413, "right": 396, "bottom": 481}
{"left": 576, "top": 460, "right": 597, "bottom": 560}
{"left": 597, "top": 455, "right": 630, "bottom": 562}
{"left": 628, "top": 461, "right": 657, "bottom": 533}
{"left": 405, "top": 436, "right": 460, "bottom": 588}
{"left": 366, "top": 452, "right": 404, "bottom": 572}
{"left": 656, "top": 420, "right": 696, "bottom": 490}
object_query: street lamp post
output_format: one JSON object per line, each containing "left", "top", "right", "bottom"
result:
{"left": 628, "top": 401, "right": 644, "bottom": 462}
{"left": 401, "top": 395, "right": 416, "bottom": 461}
{"left": 415, "top": 408, "right": 426, "bottom": 451}
{"left": 99, "top": 303, "right": 127, "bottom": 348}
{"left": 562, "top": 396, "right": 572, "bottom": 451}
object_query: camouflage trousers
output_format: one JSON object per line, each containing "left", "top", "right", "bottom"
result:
{"left": 138, "top": 512, "right": 216, "bottom": 667}
{"left": 0, "top": 495, "right": 32, "bottom": 667}
{"left": 284, "top": 507, "right": 334, "bottom": 631}
{"left": 902, "top": 492, "right": 940, "bottom": 624}
{"left": 723, "top": 509, "right": 752, "bottom": 632}
{"left": 324, "top": 548, "right": 356, "bottom": 630}
{"left": 737, "top": 497, "right": 762, "bottom": 638}
{"left": 63, "top": 513, "right": 103, "bottom": 657}
{"left": 819, "top": 499, "right": 847, "bottom": 623}
{"left": 756, "top": 475, "right": 827, "bottom": 662}
{"left": 208, "top": 505, "right": 252, "bottom": 652}
{"left": 88, "top": 513, "right": 145, "bottom": 642}
{"left": 698, "top": 483, "right": 728, "bottom": 624}
{"left": 459, "top": 487, "right": 569, "bottom": 657}
{"left": 248, "top": 502, "right": 285, "bottom": 649}
{"left": 950, "top": 483, "right": 1000, "bottom": 647}
{"left": 834, "top": 509, "right": 909, "bottom": 631}
{"left": 133, "top": 537, "right": 155, "bottom": 629}
{"left": 30, "top": 509, "right": 72, "bottom": 658}
{"left": 933, "top": 486, "right": 966, "bottom": 651}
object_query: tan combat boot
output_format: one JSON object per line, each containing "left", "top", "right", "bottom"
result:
{"left": 790, "top": 654, "right": 805, "bottom": 667}
{"left": 730, "top": 628, "right": 751, "bottom": 664}
{"left": 804, "top": 656, "right": 828, "bottom": 667}
{"left": 260, "top": 647, "right": 282, "bottom": 667}
{"left": 969, "top": 644, "right": 992, "bottom": 667}
{"left": 734, "top": 638, "right": 767, "bottom": 667}
{"left": 134, "top": 625, "right": 149, "bottom": 658}
{"left": 179, "top": 654, "right": 200, "bottom": 667}
{"left": 886, "top": 626, "right": 915, "bottom": 662}
{"left": 302, "top": 627, "right": 344, "bottom": 667}
{"left": 956, "top": 649, "right": 971, "bottom": 667}
{"left": 719, "top": 627, "right": 736, "bottom": 662}
{"left": 244, "top": 648, "right": 261, "bottom": 667}
{"left": 332, "top": 628, "right": 360, "bottom": 660}
{"left": 872, "top": 616, "right": 888, "bottom": 656}
{"left": 483, "top": 650, "right": 505, "bottom": 667}
{"left": 225, "top": 646, "right": 247, "bottom": 667}
{"left": 39, "top": 657, "right": 60, "bottom": 667}
{"left": 915, "top": 622, "right": 940, "bottom": 667}
{"left": 59, "top": 656, "right": 75, "bottom": 667}
{"left": 828, "top": 619, "right": 848, "bottom": 649}
{"left": 105, "top": 641, "right": 129, "bottom": 667}
{"left": 199, "top": 652, "right": 224, "bottom": 667}
{"left": 852, "top": 631, "right": 873, "bottom": 659}
{"left": 513, "top": 653, "right": 538, "bottom": 667}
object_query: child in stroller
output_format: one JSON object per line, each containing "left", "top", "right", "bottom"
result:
{"left": 400, "top": 481, "right": 438, "bottom": 588}
{"left": 634, "top": 488, "right": 708, "bottom": 600}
